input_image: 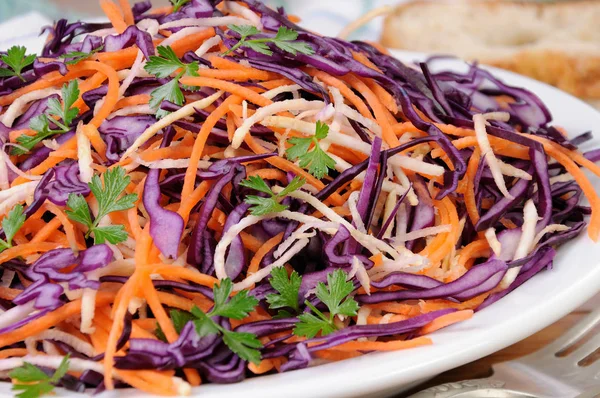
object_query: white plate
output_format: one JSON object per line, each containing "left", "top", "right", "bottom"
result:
{"left": 2, "top": 51, "right": 600, "bottom": 398}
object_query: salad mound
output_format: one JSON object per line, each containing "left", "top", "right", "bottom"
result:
{"left": 0, "top": 0, "right": 598, "bottom": 396}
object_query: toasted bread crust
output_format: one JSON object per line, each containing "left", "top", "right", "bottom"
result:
{"left": 381, "top": 0, "right": 600, "bottom": 99}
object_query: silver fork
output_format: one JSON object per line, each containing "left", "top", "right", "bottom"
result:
{"left": 408, "top": 308, "right": 600, "bottom": 398}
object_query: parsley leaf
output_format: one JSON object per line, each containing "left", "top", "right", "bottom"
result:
{"left": 66, "top": 167, "right": 138, "bottom": 245}
{"left": 293, "top": 269, "right": 359, "bottom": 338}
{"left": 92, "top": 225, "right": 129, "bottom": 245}
{"left": 189, "top": 279, "right": 262, "bottom": 364}
{"left": 170, "top": 0, "right": 192, "bottom": 12}
{"left": 145, "top": 46, "right": 199, "bottom": 78}
{"left": 266, "top": 267, "right": 302, "bottom": 315}
{"left": 144, "top": 45, "right": 199, "bottom": 119}
{"left": 13, "top": 81, "right": 80, "bottom": 155}
{"left": 9, "top": 354, "right": 70, "bottom": 398}
{"left": 0, "top": 204, "right": 26, "bottom": 252}
{"left": 155, "top": 309, "right": 195, "bottom": 342}
{"left": 224, "top": 25, "right": 314, "bottom": 57}
{"left": 149, "top": 79, "right": 185, "bottom": 119}
{"left": 240, "top": 175, "right": 305, "bottom": 216}
{"left": 59, "top": 45, "right": 104, "bottom": 65}
{"left": 286, "top": 121, "right": 336, "bottom": 179}
{"left": 294, "top": 312, "right": 335, "bottom": 339}
{"left": 0, "top": 46, "right": 36, "bottom": 81}
{"left": 48, "top": 80, "right": 80, "bottom": 129}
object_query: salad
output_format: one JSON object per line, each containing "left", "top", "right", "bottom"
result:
{"left": 0, "top": 0, "right": 599, "bottom": 396}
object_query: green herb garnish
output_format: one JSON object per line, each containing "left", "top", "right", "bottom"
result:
{"left": 66, "top": 166, "right": 138, "bottom": 245}
{"left": 224, "top": 25, "right": 314, "bottom": 57}
{"left": 144, "top": 45, "right": 199, "bottom": 118}
{"left": 293, "top": 269, "right": 359, "bottom": 338}
{"left": 0, "top": 204, "right": 25, "bottom": 253}
{"left": 170, "top": 0, "right": 192, "bottom": 12}
{"left": 9, "top": 354, "right": 70, "bottom": 398}
{"left": 0, "top": 46, "right": 36, "bottom": 82}
{"left": 59, "top": 45, "right": 104, "bottom": 65}
{"left": 13, "top": 80, "right": 80, "bottom": 155}
{"left": 266, "top": 267, "right": 302, "bottom": 318}
{"left": 155, "top": 309, "right": 196, "bottom": 342}
{"left": 286, "top": 121, "right": 336, "bottom": 179}
{"left": 240, "top": 175, "right": 305, "bottom": 216}
{"left": 191, "top": 279, "right": 262, "bottom": 364}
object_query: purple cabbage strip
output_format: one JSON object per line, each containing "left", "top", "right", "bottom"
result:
{"left": 356, "top": 259, "right": 507, "bottom": 304}
{"left": 98, "top": 115, "right": 156, "bottom": 163}
{"left": 104, "top": 25, "right": 155, "bottom": 59}
{"left": 14, "top": 245, "right": 113, "bottom": 308}
{"left": 143, "top": 128, "right": 185, "bottom": 259}
{"left": 187, "top": 161, "right": 246, "bottom": 274}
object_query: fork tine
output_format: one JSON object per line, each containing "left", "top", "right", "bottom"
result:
{"left": 570, "top": 331, "right": 600, "bottom": 362}
{"left": 531, "top": 307, "right": 600, "bottom": 357}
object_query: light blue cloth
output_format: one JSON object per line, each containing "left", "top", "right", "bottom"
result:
{"left": 0, "top": 0, "right": 71, "bottom": 22}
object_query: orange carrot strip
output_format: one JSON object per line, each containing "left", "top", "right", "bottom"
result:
{"left": 0, "top": 293, "right": 113, "bottom": 348}
{"left": 117, "top": 0, "right": 134, "bottom": 25}
{"left": 100, "top": 0, "right": 128, "bottom": 34}
{"left": 248, "top": 233, "right": 284, "bottom": 275}
{"left": 180, "top": 95, "right": 243, "bottom": 199}
{"left": 420, "top": 310, "right": 474, "bottom": 335}
{"left": 307, "top": 69, "right": 374, "bottom": 120}
{"left": 464, "top": 148, "right": 481, "bottom": 225}
{"left": 342, "top": 74, "right": 399, "bottom": 148}
{"left": 326, "top": 336, "right": 432, "bottom": 352}
{"left": 0, "top": 242, "right": 64, "bottom": 263}
{"left": 0, "top": 348, "right": 29, "bottom": 359}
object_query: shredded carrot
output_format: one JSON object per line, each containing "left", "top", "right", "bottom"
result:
{"left": 325, "top": 336, "right": 432, "bottom": 352}
{"left": 100, "top": 0, "right": 128, "bottom": 34}
{"left": 420, "top": 310, "right": 474, "bottom": 335}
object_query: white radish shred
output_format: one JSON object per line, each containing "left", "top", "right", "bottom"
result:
{"left": 159, "top": 16, "right": 254, "bottom": 30}
{"left": 34, "top": 329, "right": 96, "bottom": 357}
{"left": 235, "top": 238, "right": 310, "bottom": 291}
{"left": 262, "top": 84, "right": 302, "bottom": 100}
{"left": 380, "top": 190, "right": 397, "bottom": 240}
{"left": 109, "top": 104, "right": 154, "bottom": 118}
{"left": 498, "top": 159, "right": 532, "bottom": 180}
{"left": 262, "top": 116, "right": 445, "bottom": 176}
{"left": 232, "top": 100, "right": 326, "bottom": 149}
{"left": 223, "top": 1, "right": 263, "bottom": 28}
{"left": 348, "top": 191, "right": 367, "bottom": 233}
{"left": 485, "top": 228, "right": 502, "bottom": 256}
{"left": 0, "top": 302, "right": 35, "bottom": 330}
{"left": 76, "top": 122, "right": 94, "bottom": 184}
{"left": 0, "top": 181, "right": 38, "bottom": 216}
{"left": 395, "top": 225, "right": 452, "bottom": 244}
{"left": 350, "top": 256, "right": 371, "bottom": 295}
{"left": 122, "top": 91, "right": 223, "bottom": 159}
{"left": 531, "top": 224, "right": 571, "bottom": 251}
{"left": 1, "top": 88, "right": 61, "bottom": 127}
{"left": 195, "top": 35, "right": 222, "bottom": 57}
{"left": 473, "top": 112, "right": 513, "bottom": 198}
{"left": 501, "top": 199, "right": 539, "bottom": 288}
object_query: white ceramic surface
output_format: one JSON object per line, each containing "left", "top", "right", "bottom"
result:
{"left": 1, "top": 51, "right": 600, "bottom": 398}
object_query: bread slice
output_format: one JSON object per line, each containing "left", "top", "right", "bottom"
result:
{"left": 381, "top": 0, "right": 600, "bottom": 99}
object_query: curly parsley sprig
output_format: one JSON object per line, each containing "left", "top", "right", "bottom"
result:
{"left": 0, "top": 45, "right": 36, "bottom": 82}
{"left": 9, "top": 355, "right": 70, "bottom": 398}
{"left": 240, "top": 175, "right": 305, "bottom": 216}
{"left": 13, "top": 80, "right": 80, "bottom": 155}
{"left": 144, "top": 45, "right": 199, "bottom": 118}
{"left": 191, "top": 278, "right": 262, "bottom": 364}
{"left": 286, "top": 121, "right": 336, "bottom": 179}
{"left": 223, "top": 25, "right": 314, "bottom": 57}
{"left": 294, "top": 269, "right": 359, "bottom": 338}
{"left": 66, "top": 167, "right": 138, "bottom": 245}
